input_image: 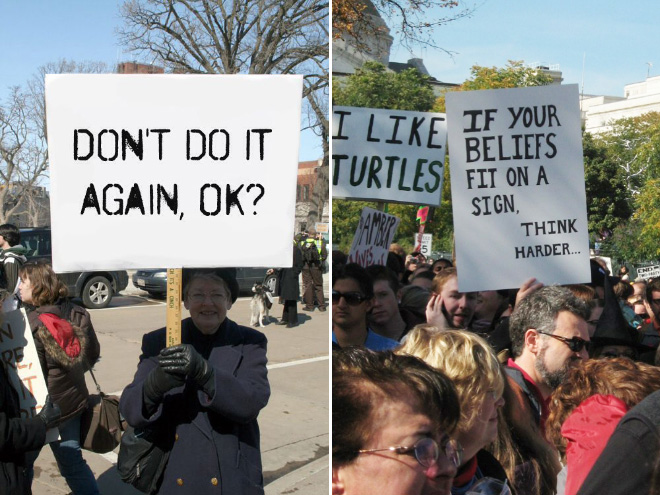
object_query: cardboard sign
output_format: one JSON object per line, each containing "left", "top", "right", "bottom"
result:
{"left": 348, "top": 207, "right": 400, "bottom": 267}
{"left": 46, "top": 74, "right": 303, "bottom": 271}
{"left": 636, "top": 265, "right": 660, "bottom": 280}
{"left": 446, "top": 84, "right": 590, "bottom": 292}
{"left": 332, "top": 106, "right": 447, "bottom": 205}
{"left": 0, "top": 309, "right": 58, "bottom": 442}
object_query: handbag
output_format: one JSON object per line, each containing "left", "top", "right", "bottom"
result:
{"left": 80, "top": 368, "right": 123, "bottom": 453}
{"left": 117, "top": 424, "right": 172, "bottom": 494}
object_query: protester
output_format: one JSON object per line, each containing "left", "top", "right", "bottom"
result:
{"left": 19, "top": 262, "right": 101, "bottom": 495}
{"left": 332, "top": 347, "right": 461, "bottom": 495}
{"left": 0, "top": 224, "right": 28, "bottom": 312}
{"left": 120, "top": 268, "right": 270, "bottom": 494}
{"left": 365, "top": 265, "right": 409, "bottom": 341}
{"left": 577, "top": 389, "right": 660, "bottom": 495}
{"left": 409, "top": 270, "right": 435, "bottom": 290}
{"left": 300, "top": 229, "right": 327, "bottom": 311}
{"left": 269, "top": 237, "right": 304, "bottom": 328}
{"left": 641, "top": 278, "right": 660, "bottom": 350}
{"left": 398, "top": 328, "right": 511, "bottom": 494}
{"left": 471, "top": 290, "right": 510, "bottom": 333}
{"left": 399, "top": 285, "right": 431, "bottom": 330}
{"left": 546, "top": 358, "right": 660, "bottom": 495}
{"left": 432, "top": 258, "right": 453, "bottom": 274}
{"left": 332, "top": 263, "right": 398, "bottom": 350}
{"left": 426, "top": 268, "right": 477, "bottom": 330}
{"left": 1, "top": 302, "right": 62, "bottom": 495}
{"left": 502, "top": 285, "right": 589, "bottom": 495}
{"left": 618, "top": 265, "right": 630, "bottom": 282}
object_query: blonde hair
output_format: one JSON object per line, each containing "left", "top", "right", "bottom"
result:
{"left": 397, "top": 326, "right": 504, "bottom": 433}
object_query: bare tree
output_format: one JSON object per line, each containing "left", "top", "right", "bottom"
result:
{"left": 119, "top": 0, "right": 330, "bottom": 227}
{"left": 0, "top": 60, "right": 109, "bottom": 225}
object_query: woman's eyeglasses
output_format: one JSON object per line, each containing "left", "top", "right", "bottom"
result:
{"left": 537, "top": 331, "right": 590, "bottom": 353}
{"left": 332, "top": 291, "right": 367, "bottom": 306}
{"left": 356, "top": 436, "right": 462, "bottom": 468}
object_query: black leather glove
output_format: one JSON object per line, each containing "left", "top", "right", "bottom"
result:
{"left": 143, "top": 364, "right": 186, "bottom": 404}
{"left": 159, "top": 344, "right": 214, "bottom": 389}
{"left": 37, "top": 395, "right": 61, "bottom": 429}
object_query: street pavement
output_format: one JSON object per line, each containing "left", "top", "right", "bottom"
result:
{"left": 31, "top": 273, "right": 330, "bottom": 495}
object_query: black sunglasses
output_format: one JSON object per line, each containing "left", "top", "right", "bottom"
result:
{"left": 332, "top": 290, "right": 367, "bottom": 306}
{"left": 537, "top": 331, "right": 590, "bottom": 353}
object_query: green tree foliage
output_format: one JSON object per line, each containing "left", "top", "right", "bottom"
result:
{"left": 433, "top": 60, "right": 554, "bottom": 112}
{"left": 582, "top": 131, "right": 632, "bottom": 237}
{"left": 589, "top": 112, "right": 660, "bottom": 263}
{"left": 333, "top": 61, "right": 436, "bottom": 111}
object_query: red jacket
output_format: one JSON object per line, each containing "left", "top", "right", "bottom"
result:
{"left": 561, "top": 394, "right": 628, "bottom": 495}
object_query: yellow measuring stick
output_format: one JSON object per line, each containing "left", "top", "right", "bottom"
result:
{"left": 166, "top": 268, "right": 182, "bottom": 347}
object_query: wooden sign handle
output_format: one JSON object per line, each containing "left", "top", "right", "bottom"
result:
{"left": 166, "top": 268, "right": 182, "bottom": 347}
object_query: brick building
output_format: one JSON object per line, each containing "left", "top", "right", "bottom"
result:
{"left": 296, "top": 159, "right": 329, "bottom": 236}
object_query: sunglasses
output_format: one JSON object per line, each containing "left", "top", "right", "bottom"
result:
{"left": 332, "top": 290, "right": 367, "bottom": 306}
{"left": 357, "top": 435, "right": 462, "bottom": 469}
{"left": 537, "top": 331, "right": 590, "bottom": 353}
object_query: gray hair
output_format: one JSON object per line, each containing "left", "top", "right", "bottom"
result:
{"left": 509, "top": 285, "right": 590, "bottom": 358}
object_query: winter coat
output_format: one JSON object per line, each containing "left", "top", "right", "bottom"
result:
{"left": 120, "top": 317, "right": 270, "bottom": 495}
{"left": 275, "top": 244, "right": 303, "bottom": 301}
{"left": 0, "top": 365, "right": 46, "bottom": 495}
{"left": 560, "top": 394, "right": 628, "bottom": 495}
{"left": 27, "top": 300, "right": 100, "bottom": 422}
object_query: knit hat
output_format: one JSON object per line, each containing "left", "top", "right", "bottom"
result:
{"left": 182, "top": 268, "right": 239, "bottom": 303}
{"left": 591, "top": 275, "right": 643, "bottom": 350}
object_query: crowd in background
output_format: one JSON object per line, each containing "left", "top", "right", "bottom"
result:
{"left": 332, "top": 244, "right": 660, "bottom": 495}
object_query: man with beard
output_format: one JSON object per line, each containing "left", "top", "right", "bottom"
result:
{"left": 505, "top": 286, "right": 590, "bottom": 435}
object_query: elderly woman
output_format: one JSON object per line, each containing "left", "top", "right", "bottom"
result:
{"left": 333, "top": 347, "right": 461, "bottom": 495}
{"left": 120, "top": 268, "right": 270, "bottom": 494}
{"left": 19, "top": 262, "right": 100, "bottom": 494}
{"left": 398, "top": 327, "right": 510, "bottom": 495}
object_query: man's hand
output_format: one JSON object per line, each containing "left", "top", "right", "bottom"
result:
{"left": 516, "top": 278, "right": 544, "bottom": 307}
{"left": 159, "top": 344, "right": 213, "bottom": 386}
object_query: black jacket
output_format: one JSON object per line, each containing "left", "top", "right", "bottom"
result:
{"left": 0, "top": 366, "right": 46, "bottom": 495}
{"left": 27, "top": 300, "right": 100, "bottom": 422}
{"left": 275, "top": 245, "right": 303, "bottom": 301}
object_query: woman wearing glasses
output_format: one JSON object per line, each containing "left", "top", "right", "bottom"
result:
{"left": 332, "top": 347, "right": 461, "bottom": 495}
{"left": 398, "top": 327, "right": 511, "bottom": 495}
{"left": 120, "top": 268, "right": 270, "bottom": 495}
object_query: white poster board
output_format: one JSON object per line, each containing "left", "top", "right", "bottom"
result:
{"left": 332, "top": 106, "right": 447, "bottom": 205}
{"left": 46, "top": 74, "right": 302, "bottom": 271}
{"left": 348, "top": 208, "right": 401, "bottom": 267}
{"left": 636, "top": 265, "right": 660, "bottom": 280}
{"left": 446, "top": 84, "right": 590, "bottom": 292}
{"left": 0, "top": 309, "right": 58, "bottom": 442}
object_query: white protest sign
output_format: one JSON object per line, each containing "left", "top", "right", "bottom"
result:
{"left": 0, "top": 309, "right": 58, "bottom": 442}
{"left": 413, "top": 233, "right": 433, "bottom": 257}
{"left": 446, "top": 84, "right": 590, "bottom": 292}
{"left": 46, "top": 74, "right": 302, "bottom": 271}
{"left": 636, "top": 265, "right": 660, "bottom": 280}
{"left": 332, "top": 106, "right": 447, "bottom": 205}
{"left": 348, "top": 207, "right": 401, "bottom": 267}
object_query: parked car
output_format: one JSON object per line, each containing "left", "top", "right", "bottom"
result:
{"left": 133, "top": 268, "right": 277, "bottom": 299}
{"left": 20, "top": 228, "right": 129, "bottom": 310}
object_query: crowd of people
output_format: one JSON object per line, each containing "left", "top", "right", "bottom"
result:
{"left": 332, "top": 246, "right": 660, "bottom": 495}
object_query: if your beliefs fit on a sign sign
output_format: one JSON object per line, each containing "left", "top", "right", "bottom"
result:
{"left": 445, "top": 84, "right": 591, "bottom": 293}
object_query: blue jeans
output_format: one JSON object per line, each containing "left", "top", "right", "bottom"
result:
{"left": 49, "top": 413, "right": 100, "bottom": 495}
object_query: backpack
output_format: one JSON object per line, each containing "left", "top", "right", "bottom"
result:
{"left": 302, "top": 240, "right": 320, "bottom": 264}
